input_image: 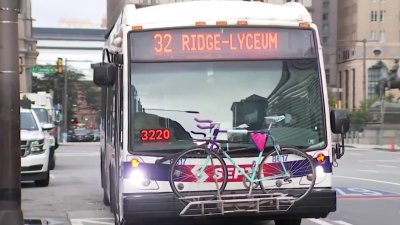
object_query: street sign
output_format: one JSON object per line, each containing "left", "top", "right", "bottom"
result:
{"left": 30, "top": 65, "right": 56, "bottom": 74}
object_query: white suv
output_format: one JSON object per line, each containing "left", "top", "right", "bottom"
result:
{"left": 20, "top": 108, "right": 53, "bottom": 187}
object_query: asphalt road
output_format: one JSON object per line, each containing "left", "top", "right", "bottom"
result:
{"left": 21, "top": 143, "right": 400, "bottom": 225}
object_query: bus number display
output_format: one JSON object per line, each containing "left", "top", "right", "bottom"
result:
{"left": 153, "top": 32, "right": 278, "bottom": 53}
{"left": 130, "top": 27, "right": 316, "bottom": 61}
{"left": 140, "top": 128, "right": 171, "bottom": 141}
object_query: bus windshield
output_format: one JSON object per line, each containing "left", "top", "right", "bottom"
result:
{"left": 130, "top": 59, "right": 325, "bottom": 152}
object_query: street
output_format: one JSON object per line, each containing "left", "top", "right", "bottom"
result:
{"left": 22, "top": 143, "right": 400, "bottom": 225}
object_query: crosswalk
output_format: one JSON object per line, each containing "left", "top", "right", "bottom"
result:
{"left": 308, "top": 219, "right": 353, "bottom": 225}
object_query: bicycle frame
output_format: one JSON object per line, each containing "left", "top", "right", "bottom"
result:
{"left": 196, "top": 124, "right": 290, "bottom": 187}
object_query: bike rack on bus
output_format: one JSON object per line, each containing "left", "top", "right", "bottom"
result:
{"left": 179, "top": 193, "right": 295, "bottom": 217}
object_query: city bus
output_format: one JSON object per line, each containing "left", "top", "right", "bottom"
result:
{"left": 94, "top": 1, "right": 349, "bottom": 225}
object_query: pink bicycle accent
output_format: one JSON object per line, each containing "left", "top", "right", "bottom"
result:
{"left": 250, "top": 132, "right": 268, "bottom": 152}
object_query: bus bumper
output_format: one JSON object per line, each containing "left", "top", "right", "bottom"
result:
{"left": 122, "top": 188, "right": 336, "bottom": 221}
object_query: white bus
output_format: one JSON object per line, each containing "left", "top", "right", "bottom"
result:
{"left": 94, "top": 1, "right": 349, "bottom": 225}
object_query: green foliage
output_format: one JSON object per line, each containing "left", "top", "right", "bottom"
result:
{"left": 349, "top": 94, "right": 394, "bottom": 126}
{"left": 32, "top": 67, "right": 100, "bottom": 128}
{"left": 327, "top": 90, "right": 336, "bottom": 109}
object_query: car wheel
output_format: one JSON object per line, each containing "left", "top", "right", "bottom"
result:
{"left": 49, "top": 151, "right": 56, "bottom": 170}
{"left": 35, "top": 171, "right": 50, "bottom": 187}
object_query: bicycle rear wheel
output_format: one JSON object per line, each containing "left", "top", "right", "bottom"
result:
{"left": 169, "top": 148, "right": 228, "bottom": 203}
{"left": 258, "top": 147, "right": 316, "bottom": 203}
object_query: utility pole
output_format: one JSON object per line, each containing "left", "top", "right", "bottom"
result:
{"left": 63, "top": 58, "right": 68, "bottom": 142}
{"left": 0, "top": 0, "right": 24, "bottom": 224}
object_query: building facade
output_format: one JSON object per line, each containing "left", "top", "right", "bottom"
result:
{"left": 19, "top": 0, "right": 38, "bottom": 92}
{"left": 337, "top": 0, "right": 400, "bottom": 109}
{"left": 311, "top": 0, "right": 338, "bottom": 93}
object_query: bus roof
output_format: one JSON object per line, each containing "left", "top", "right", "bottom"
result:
{"left": 121, "top": 1, "right": 312, "bottom": 27}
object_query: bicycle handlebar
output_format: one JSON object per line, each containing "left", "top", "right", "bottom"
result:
{"left": 194, "top": 118, "right": 213, "bottom": 123}
{"left": 197, "top": 124, "right": 215, "bottom": 129}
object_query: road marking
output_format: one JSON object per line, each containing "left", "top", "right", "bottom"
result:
{"left": 50, "top": 174, "right": 55, "bottom": 180}
{"left": 376, "top": 164, "right": 398, "bottom": 168}
{"left": 377, "top": 159, "right": 400, "bottom": 162}
{"left": 338, "top": 194, "right": 400, "bottom": 199}
{"left": 336, "top": 175, "right": 400, "bottom": 186}
{"left": 333, "top": 220, "right": 353, "bottom": 225}
{"left": 356, "top": 169, "right": 379, "bottom": 173}
{"left": 349, "top": 153, "right": 364, "bottom": 156}
{"left": 308, "top": 219, "right": 333, "bottom": 225}
{"left": 70, "top": 218, "right": 113, "bottom": 225}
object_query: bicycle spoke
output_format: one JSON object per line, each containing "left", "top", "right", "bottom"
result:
{"left": 169, "top": 148, "right": 228, "bottom": 202}
{"left": 258, "top": 147, "right": 316, "bottom": 202}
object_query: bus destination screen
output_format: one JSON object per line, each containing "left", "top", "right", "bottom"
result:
{"left": 129, "top": 27, "right": 316, "bottom": 61}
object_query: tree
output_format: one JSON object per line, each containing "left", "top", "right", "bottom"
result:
{"left": 32, "top": 68, "right": 83, "bottom": 129}
{"left": 349, "top": 94, "right": 395, "bottom": 129}
{"left": 327, "top": 90, "right": 336, "bottom": 109}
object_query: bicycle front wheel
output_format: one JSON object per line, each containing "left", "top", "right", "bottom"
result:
{"left": 258, "top": 147, "right": 316, "bottom": 203}
{"left": 169, "top": 148, "right": 228, "bottom": 203}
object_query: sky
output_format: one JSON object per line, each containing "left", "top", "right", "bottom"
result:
{"left": 31, "top": 0, "right": 106, "bottom": 28}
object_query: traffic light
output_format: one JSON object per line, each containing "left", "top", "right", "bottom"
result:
{"left": 56, "top": 57, "right": 63, "bottom": 73}
{"left": 19, "top": 57, "right": 23, "bottom": 74}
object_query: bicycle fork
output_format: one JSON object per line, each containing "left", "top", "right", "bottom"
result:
{"left": 197, "top": 153, "right": 222, "bottom": 201}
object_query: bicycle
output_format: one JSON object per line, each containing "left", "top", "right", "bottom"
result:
{"left": 168, "top": 115, "right": 316, "bottom": 206}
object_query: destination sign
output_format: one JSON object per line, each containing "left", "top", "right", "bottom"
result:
{"left": 130, "top": 27, "right": 316, "bottom": 61}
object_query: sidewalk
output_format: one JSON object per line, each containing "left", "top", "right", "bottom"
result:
{"left": 345, "top": 143, "right": 400, "bottom": 151}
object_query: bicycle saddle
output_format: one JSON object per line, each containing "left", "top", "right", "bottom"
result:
{"left": 264, "top": 115, "right": 285, "bottom": 124}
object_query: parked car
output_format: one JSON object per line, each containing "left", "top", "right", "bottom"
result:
{"left": 20, "top": 108, "right": 53, "bottom": 187}
{"left": 70, "top": 129, "right": 92, "bottom": 142}
{"left": 31, "top": 106, "right": 57, "bottom": 170}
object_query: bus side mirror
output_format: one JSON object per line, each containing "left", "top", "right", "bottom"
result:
{"left": 330, "top": 109, "right": 350, "bottom": 134}
{"left": 93, "top": 63, "right": 117, "bottom": 87}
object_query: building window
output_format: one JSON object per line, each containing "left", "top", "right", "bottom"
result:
{"left": 322, "top": 24, "right": 329, "bottom": 34}
{"left": 323, "top": 13, "right": 329, "bottom": 21}
{"left": 325, "top": 69, "right": 330, "bottom": 85}
{"left": 371, "top": 11, "right": 378, "bottom": 22}
{"left": 379, "top": 10, "right": 385, "bottom": 22}
{"left": 323, "top": 1, "right": 329, "bottom": 9}
{"left": 368, "top": 64, "right": 381, "bottom": 98}
{"left": 370, "top": 30, "right": 377, "bottom": 40}
{"left": 380, "top": 31, "right": 385, "bottom": 42}
{"left": 322, "top": 36, "right": 329, "bottom": 44}
{"left": 342, "top": 50, "right": 350, "bottom": 61}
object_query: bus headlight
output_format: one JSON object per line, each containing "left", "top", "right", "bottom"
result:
{"left": 129, "top": 169, "right": 151, "bottom": 187}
